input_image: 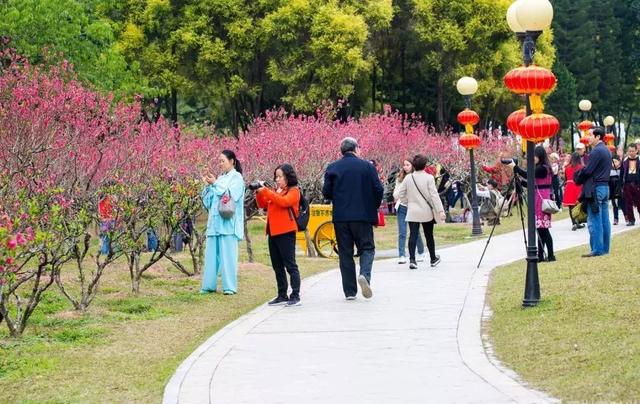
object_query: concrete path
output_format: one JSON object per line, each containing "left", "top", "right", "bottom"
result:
{"left": 164, "top": 215, "right": 633, "bottom": 404}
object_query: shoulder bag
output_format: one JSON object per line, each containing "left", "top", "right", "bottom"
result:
{"left": 218, "top": 188, "right": 236, "bottom": 219}
{"left": 537, "top": 187, "right": 561, "bottom": 214}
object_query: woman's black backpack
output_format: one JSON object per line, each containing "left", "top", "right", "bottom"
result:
{"left": 288, "top": 188, "right": 310, "bottom": 232}
{"left": 296, "top": 193, "right": 310, "bottom": 231}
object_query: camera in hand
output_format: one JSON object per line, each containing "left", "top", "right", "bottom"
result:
{"left": 500, "top": 157, "right": 518, "bottom": 165}
{"left": 248, "top": 181, "right": 267, "bottom": 191}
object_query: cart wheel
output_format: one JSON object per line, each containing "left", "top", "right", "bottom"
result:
{"left": 314, "top": 221, "right": 338, "bottom": 258}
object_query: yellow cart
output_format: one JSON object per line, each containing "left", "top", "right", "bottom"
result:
{"left": 296, "top": 204, "right": 338, "bottom": 258}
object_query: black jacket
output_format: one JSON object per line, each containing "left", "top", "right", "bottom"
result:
{"left": 322, "top": 154, "right": 384, "bottom": 224}
{"left": 576, "top": 142, "right": 612, "bottom": 203}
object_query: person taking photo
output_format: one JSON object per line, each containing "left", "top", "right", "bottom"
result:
{"left": 509, "top": 146, "right": 557, "bottom": 262}
{"left": 256, "top": 164, "right": 303, "bottom": 307}
{"left": 200, "top": 150, "right": 245, "bottom": 295}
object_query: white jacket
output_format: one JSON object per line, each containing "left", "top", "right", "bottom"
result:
{"left": 395, "top": 171, "right": 445, "bottom": 223}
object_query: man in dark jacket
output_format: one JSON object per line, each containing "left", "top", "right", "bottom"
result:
{"left": 575, "top": 127, "right": 613, "bottom": 257}
{"left": 322, "top": 137, "right": 384, "bottom": 299}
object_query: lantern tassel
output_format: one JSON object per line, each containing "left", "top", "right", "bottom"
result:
{"left": 529, "top": 94, "right": 544, "bottom": 114}
{"left": 465, "top": 123, "right": 474, "bottom": 134}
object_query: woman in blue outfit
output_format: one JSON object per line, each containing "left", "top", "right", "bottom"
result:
{"left": 200, "top": 150, "right": 245, "bottom": 295}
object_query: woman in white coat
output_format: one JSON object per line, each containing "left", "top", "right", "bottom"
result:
{"left": 395, "top": 154, "right": 446, "bottom": 269}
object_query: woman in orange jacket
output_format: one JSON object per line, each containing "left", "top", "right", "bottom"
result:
{"left": 256, "top": 164, "right": 302, "bottom": 307}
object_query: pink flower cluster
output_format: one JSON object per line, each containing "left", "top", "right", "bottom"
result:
{"left": 212, "top": 106, "right": 513, "bottom": 201}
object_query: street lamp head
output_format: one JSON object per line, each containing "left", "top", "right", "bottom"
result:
{"left": 515, "top": 0, "right": 554, "bottom": 32}
{"left": 507, "top": 0, "right": 525, "bottom": 33}
{"left": 456, "top": 76, "right": 478, "bottom": 96}
{"left": 603, "top": 116, "right": 615, "bottom": 127}
{"left": 578, "top": 99, "right": 592, "bottom": 112}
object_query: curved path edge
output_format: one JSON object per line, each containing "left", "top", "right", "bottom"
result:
{"left": 164, "top": 216, "right": 633, "bottom": 404}
{"left": 162, "top": 270, "right": 337, "bottom": 404}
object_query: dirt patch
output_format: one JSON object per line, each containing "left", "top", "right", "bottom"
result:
{"left": 54, "top": 310, "right": 84, "bottom": 320}
{"left": 239, "top": 262, "right": 271, "bottom": 272}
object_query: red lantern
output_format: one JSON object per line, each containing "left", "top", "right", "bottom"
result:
{"left": 457, "top": 109, "right": 480, "bottom": 126}
{"left": 504, "top": 66, "right": 528, "bottom": 94}
{"left": 518, "top": 113, "right": 560, "bottom": 143}
{"left": 608, "top": 144, "right": 617, "bottom": 152}
{"left": 579, "top": 136, "right": 591, "bottom": 146}
{"left": 459, "top": 133, "right": 481, "bottom": 150}
{"left": 504, "top": 65, "right": 557, "bottom": 95}
{"left": 577, "top": 120, "right": 593, "bottom": 132}
{"left": 507, "top": 109, "right": 527, "bottom": 135}
{"left": 604, "top": 133, "right": 615, "bottom": 144}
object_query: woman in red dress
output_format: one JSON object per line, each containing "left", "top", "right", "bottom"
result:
{"left": 562, "top": 152, "right": 584, "bottom": 230}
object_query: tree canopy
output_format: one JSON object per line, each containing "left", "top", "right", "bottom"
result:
{"left": 1, "top": 0, "right": 637, "bottom": 134}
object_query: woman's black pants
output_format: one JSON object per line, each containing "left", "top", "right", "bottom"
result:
{"left": 408, "top": 221, "right": 436, "bottom": 262}
{"left": 268, "top": 232, "right": 300, "bottom": 299}
{"left": 537, "top": 228, "right": 555, "bottom": 260}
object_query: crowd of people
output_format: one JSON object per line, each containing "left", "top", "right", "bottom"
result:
{"left": 183, "top": 130, "right": 639, "bottom": 305}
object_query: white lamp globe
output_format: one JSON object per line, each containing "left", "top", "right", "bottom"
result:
{"left": 456, "top": 77, "right": 478, "bottom": 96}
{"left": 603, "top": 116, "right": 615, "bottom": 127}
{"left": 578, "top": 99, "right": 592, "bottom": 112}
{"left": 507, "top": 1, "right": 525, "bottom": 33}
{"left": 516, "top": 0, "right": 554, "bottom": 32}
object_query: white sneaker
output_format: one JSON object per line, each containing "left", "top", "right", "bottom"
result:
{"left": 416, "top": 253, "right": 425, "bottom": 262}
{"left": 398, "top": 256, "right": 407, "bottom": 264}
{"left": 358, "top": 275, "right": 373, "bottom": 299}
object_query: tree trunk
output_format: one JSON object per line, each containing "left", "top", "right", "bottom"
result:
{"left": 170, "top": 88, "right": 178, "bottom": 125}
{"left": 401, "top": 45, "right": 407, "bottom": 112}
{"left": 131, "top": 274, "right": 141, "bottom": 294}
{"left": 436, "top": 73, "right": 445, "bottom": 131}
{"left": 164, "top": 254, "right": 194, "bottom": 276}
{"left": 244, "top": 219, "right": 254, "bottom": 263}
{"left": 625, "top": 111, "right": 633, "bottom": 147}
{"left": 304, "top": 229, "right": 316, "bottom": 257}
{"left": 371, "top": 66, "right": 376, "bottom": 112}
{"left": 128, "top": 253, "right": 141, "bottom": 294}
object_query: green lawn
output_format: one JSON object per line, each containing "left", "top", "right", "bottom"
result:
{"left": 0, "top": 209, "right": 571, "bottom": 403}
{"left": 486, "top": 228, "right": 640, "bottom": 401}
{"left": 0, "top": 221, "right": 337, "bottom": 403}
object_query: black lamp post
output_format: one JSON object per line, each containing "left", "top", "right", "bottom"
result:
{"left": 506, "top": 0, "right": 555, "bottom": 308}
{"left": 456, "top": 77, "right": 483, "bottom": 237}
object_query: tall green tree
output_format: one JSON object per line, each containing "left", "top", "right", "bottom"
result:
{"left": 96, "top": 0, "right": 193, "bottom": 123}
{"left": 546, "top": 60, "right": 578, "bottom": 131}
{"left": 411, "top": 0, "right": 555, "bottom": 129}
{"left": 0, "top": 0, "right": 146, "bottom": 95}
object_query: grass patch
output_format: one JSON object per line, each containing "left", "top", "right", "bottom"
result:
{"left": 0, "top": 212, "right": 571, "bottom": 403}
{"left": 0, "top": 223, "right": 340, "bottom": 403}
{"left": 486, "top": 228, "right": 640, "bottom": 401}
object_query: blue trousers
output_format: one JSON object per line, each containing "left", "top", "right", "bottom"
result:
{"left": 100, "top": 234, "right": 111, "bottom": 255}
{"left": 397, "top": 205, "right": 424, "bottom": 257}
{"left": 587, "top": 185, "right": 611, "bottom": 256}
{"left": 201, "top": 235, "right": 239, "bottom": 293}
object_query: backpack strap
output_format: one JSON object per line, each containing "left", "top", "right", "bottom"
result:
{"left": 411, "top": 174, "right": 434, "bottom": 210}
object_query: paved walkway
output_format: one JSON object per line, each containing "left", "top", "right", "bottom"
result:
{"left": 164, "top": 215, "right": 633, "bottom": 404}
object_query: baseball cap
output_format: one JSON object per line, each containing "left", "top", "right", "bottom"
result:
{"left": 576, "top": 143, "right": 585, "bottom": 149}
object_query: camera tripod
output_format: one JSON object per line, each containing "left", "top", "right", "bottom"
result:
{"left": 476, "top": 172, "right": 528, "bottom": 268}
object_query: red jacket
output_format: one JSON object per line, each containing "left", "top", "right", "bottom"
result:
{"left": 256, "top": 187, "right": 300, "bottom": 236}
{"left": 482, "top": 163, "right": 511, "bottom": 190}
{"left": 98, "top": 197, "right": 113, "bottom": 220}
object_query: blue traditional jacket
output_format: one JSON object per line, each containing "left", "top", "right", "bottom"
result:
{"left": 201, "top": 169, "right": 245, "bottom": 239}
